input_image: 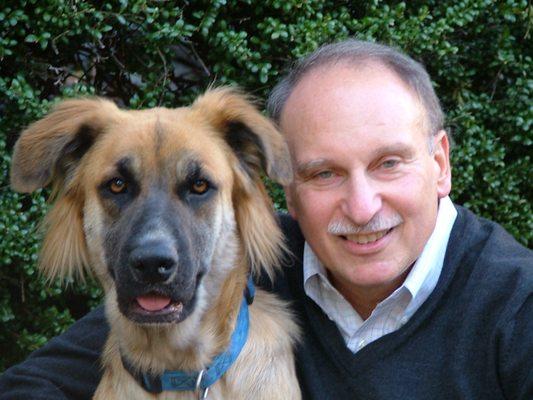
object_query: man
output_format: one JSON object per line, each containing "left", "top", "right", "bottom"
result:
{"left": 1, "top": 40, "right": 531, "bottom": 399}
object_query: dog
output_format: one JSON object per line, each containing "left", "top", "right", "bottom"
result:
{"left": 10, "top": 88, "right": 301, "bottom": 399}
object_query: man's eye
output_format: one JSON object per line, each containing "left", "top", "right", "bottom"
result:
{"left": 381, "top": 159, "right": 400, "bottom": 169}
{"left": 314, "top": 170, "right": 335, "bottom": 180}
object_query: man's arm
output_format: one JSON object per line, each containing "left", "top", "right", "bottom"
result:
{"left": 0, "top": 305, "right": 108, "bottom": 400}
{"left": 499, "top": 295, "right": 533, "bottom": 400}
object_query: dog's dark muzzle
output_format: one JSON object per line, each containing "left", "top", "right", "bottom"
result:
{"left": 106, "top": 191, "right": 210, "bottom": 324}
{"left": 112, "top": 233, "right": 203, "bottom": 324}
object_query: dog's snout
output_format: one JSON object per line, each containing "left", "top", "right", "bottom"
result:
{"left": 130, "top": 243, "right": 177, "bottom": 283}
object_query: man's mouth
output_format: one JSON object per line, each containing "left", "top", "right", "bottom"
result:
{"left": 342, "top": 228, "right": 393, "bottom": 244}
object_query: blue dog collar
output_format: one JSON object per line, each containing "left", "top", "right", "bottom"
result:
{"left": 122, "top": 276, "right": 255, "bottom": 395}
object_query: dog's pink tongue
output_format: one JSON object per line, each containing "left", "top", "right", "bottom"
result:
{"left": 136, "top": 295, "right": 171, "bottom": 311}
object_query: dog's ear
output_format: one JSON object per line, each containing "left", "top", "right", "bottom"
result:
{"left": 192, "top": 87, "right": 292, "bottom": 187}
{"left": 39, "top": 189, "right": 91, "bottom": 283}
{"left": 10, "top": 98, "right": 120, "bottom": 193}
{"left": 192, "top": 88, "right": 292, "bottom": 280}
{"left": 10, "top": 98, "right": 120, "bottom": 282}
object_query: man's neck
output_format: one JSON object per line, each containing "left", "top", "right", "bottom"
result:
{"left": 328, "top": 268, "right": 411, "bottom": 320}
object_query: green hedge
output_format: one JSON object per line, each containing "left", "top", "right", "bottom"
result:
{"left": 1, "top": 0, "right": 531, "bottom": 371}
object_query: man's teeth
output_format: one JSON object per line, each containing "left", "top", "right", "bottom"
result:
{"left": 345, "top": 229, "right": 388, "bottom": 244}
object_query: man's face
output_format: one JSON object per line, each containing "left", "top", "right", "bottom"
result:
{"left": 280, "top": 62, "right": 451, "bottom": 299}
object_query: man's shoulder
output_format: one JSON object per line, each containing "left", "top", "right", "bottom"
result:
{"left": 452, "top": 204, "right": 532, "bottom": 264}
{"left": 449, "top": 204, "right": 532, "bottom": 302}
{"left": 277, "top": 212, "right": 301, "bottom": 235}
{"left": 277, "top": 212, "right": 305, "bottom": 253}
{"left": 258, "top": 212, "right": 304, "bottom": 296}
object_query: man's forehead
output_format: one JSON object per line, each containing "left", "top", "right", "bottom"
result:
{"left": 279, "top": 63, "right": 430, "bottom": 147}
{"left": 294, "top": 62, "right": 415, "bottom": 101}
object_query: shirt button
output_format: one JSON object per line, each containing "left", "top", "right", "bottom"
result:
{"left": 400, "top": 317, "right": 409, "bottom": 325}
{"left": 358, "top": 339, "right": 366, "bottom": 349}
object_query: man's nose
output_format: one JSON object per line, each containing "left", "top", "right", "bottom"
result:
{"left": 340, "top": 174, "right": 382, "bottom": 225}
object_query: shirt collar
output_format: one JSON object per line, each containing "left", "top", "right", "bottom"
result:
{"left": 401, "top": 196, "right": 457, "bottom": 317}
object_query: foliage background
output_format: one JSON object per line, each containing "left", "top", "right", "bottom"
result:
{"left": 0, "top": 0, "right": 531, "bottom": 371}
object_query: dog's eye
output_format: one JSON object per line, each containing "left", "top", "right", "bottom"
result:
{"left": 108, "top": 178, "right": 127, "bottom": 194}
{"left": 190, "top": 179, "right": 209, "bottom": 195}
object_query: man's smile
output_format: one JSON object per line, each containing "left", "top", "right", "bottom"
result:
{"left": 336, "top": 226, "right": 399, "bottom": 256}
{"left": 342, "top": 228, "right": 393, "bottom": 244}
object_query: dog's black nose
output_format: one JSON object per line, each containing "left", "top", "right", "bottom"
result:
{"left": 129, "top": 243, "right": 178, "bottom": 283}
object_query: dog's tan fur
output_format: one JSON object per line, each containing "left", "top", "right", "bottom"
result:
{"left": 11, "top": 89, "right": 301, "bottom": 399}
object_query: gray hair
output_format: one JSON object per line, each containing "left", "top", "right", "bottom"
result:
{"left": 267, "top": 39, "right": 444, "bottom": 143}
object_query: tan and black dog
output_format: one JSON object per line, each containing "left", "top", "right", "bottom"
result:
{"left": 10, "top": 88, "right": 301, "bottom": 399}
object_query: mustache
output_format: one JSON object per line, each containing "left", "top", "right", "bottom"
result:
{"left": 328, "top": 213, "right": 403, "bottom": 235}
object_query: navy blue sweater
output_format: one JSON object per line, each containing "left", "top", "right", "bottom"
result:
{"left": 0, "top": 205, "right": 532, "bottom": 399}
{"left": 272, "top": 206, "right": 533, "bottom": 399}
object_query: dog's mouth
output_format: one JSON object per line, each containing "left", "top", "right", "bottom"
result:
{"left": 116, "top": 273, "right": 205, "bottom": 325}
{"left": 134, "top": 293, "right": 183, "bottom": 314}
{"left": 122, "top": 291, "right": 192, "bottom": 324}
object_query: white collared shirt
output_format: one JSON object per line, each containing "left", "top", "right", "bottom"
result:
{"left": 303, "top": 196, "right": 457, "bottom": 353}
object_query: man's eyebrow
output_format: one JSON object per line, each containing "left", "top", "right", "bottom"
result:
{"left": 371, "top": 143, "right": 416, "bottom": 158}
{"left": 295, "top": 143, "right": 416, "bottom": 174}
{"left": 296, "top": 159, "right": 332, "bottom": 175}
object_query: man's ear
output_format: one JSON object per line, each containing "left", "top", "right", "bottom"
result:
{"left": 432, "top": 130, "right": 452, "bottom": 198}
{"left": 10, "top": 98, "right": 120, "bottom": 193}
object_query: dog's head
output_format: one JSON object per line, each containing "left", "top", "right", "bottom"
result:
{"left": 10, "top": 88, "right": 291, "bottom": 324}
